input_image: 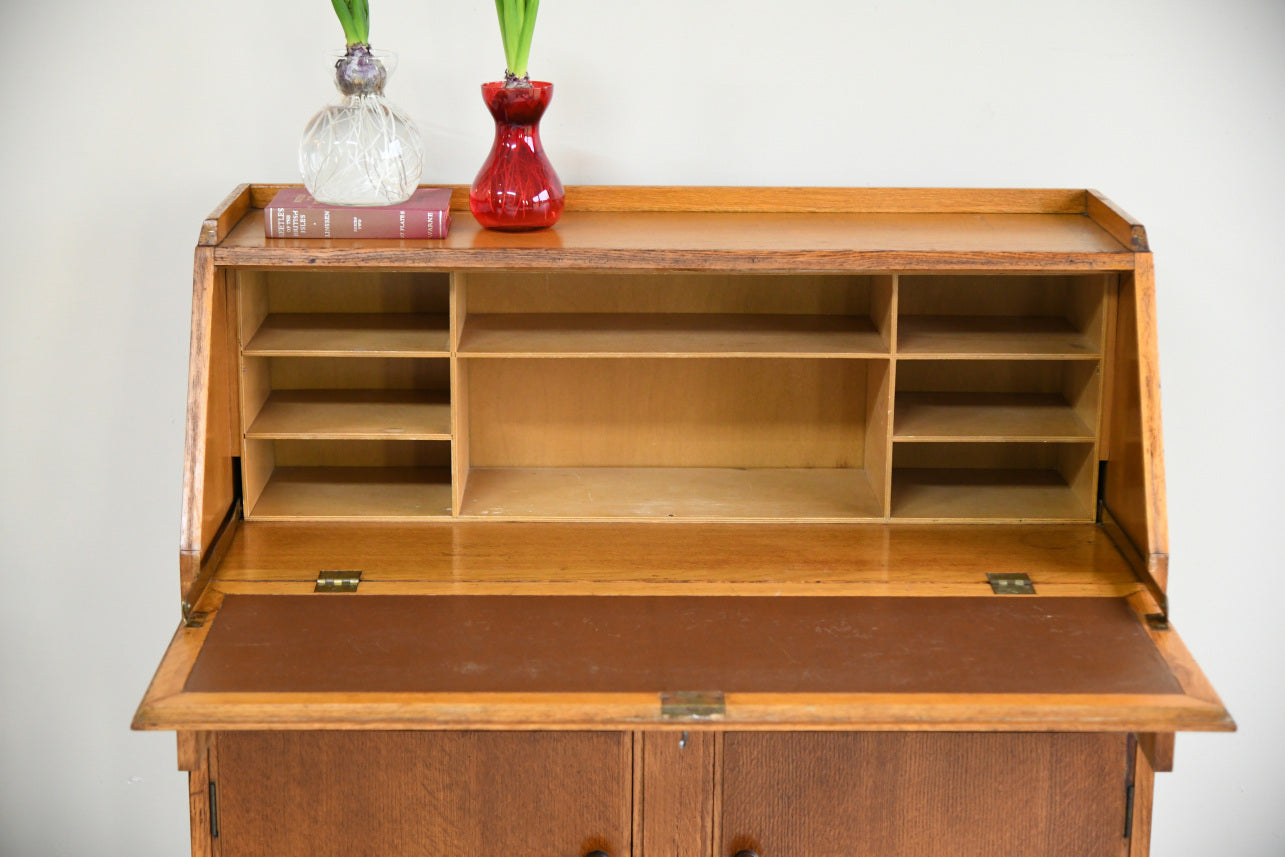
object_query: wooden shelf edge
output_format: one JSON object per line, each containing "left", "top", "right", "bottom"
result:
{"left": 132, "top": 691, "right": 1234, "bottom": 733}
{"left": 1087, "top": 190, "right": 1150, "bottom": 252}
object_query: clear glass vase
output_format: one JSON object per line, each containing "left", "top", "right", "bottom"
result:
{"left": 299, "top": 48, "right": 423, "bottom": 206}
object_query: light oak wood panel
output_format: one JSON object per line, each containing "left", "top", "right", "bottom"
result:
{"left": 245, "top": 390, "right": 451, "bottom": 440}
{"left": 720, "top": 732, "right": 1130, "bottom": 857}
{"left": 248, "top": 467, "right": 453, "bottom": 520}
{"left": 451, "top": 273, "right": 471, "bottom": 514}
{"left": 458, "top": 467, "right": 883, "bottom": 520}
{"left": 467, "top": 358, "right": 869, "bottom": 468}
{"left": 891, "top": 441, "right": 1097, "bottom": 522}
{"left": 459, "top": 313, "right": 888, "bottom": 357}
{"left": 244, "top": 313, "right": 450, "bottom": 357}
{"left": 864, "top": 360, "right": 894, "bottom": 514}
{"left": 214, "top": 731, "right": 631, "bottom": 857}
{"left": 260, "top": 270, "right": 450, "bottom": 314}
{"left": 265, "top": 356, "right": 451, "bottom": 391}
{"left": 896, "top": 316, "right": 1101, "bottom": 357}
{"left": 463, "top": 271, "right": 878, "bottom": 315}
{"left": 1089, "top": 190, "right": 1150, "bottom": 252}
{"left": 210, "top": 521, "right": 1140, "bottom": 586}
{"left": 219, "top": 209, "right": 1135, "bottom": 271}
{"left": 894, "top": 392, "right": 1095, "bottom": 441}
{"left": 1103, "top": 257, "right": 1169, "bottom": 567}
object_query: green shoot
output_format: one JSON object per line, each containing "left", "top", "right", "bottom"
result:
{"left": 495, "top": 0, "right": 540, "bottom": 80}
{"left": 330, "top": 0, "right": 371, "bottom": 47}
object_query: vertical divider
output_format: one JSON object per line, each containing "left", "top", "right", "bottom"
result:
{"left": 883, "top": 274, "right": 899, "bottom": 518}
{"left": 236, "top": 271, "right": 269, "bottom": 518}
{"left": 451, "top": 272, "right": 470, "bottom": 515}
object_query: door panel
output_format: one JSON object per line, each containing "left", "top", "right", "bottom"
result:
{"left": 720, "top": 732, "right": 1129, "bottom": 857}
{"left": 215, "top": 731, "right": 631, "bottom": 857}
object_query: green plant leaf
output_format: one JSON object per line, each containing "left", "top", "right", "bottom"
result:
{"left": 330, "top": 0, "right": 360, "bottom": 45}
{"left": 513, "top": 0, "right": 539, "bottom": 78}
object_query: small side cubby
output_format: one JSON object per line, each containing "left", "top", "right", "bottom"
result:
{"left": 890, "top": 441, "right": 1097, "bottom": 521}
{"left": 236, "top": 270, "right": 454, "bottom": 520}
{"left": 896, "top": 274, "right": 1108, "bottom": 358}
{"left": 893, "top": 360, "right": 1100, "bottom": 443}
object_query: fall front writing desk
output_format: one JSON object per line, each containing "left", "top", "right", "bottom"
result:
{"left": 136, "top": 185, "right": 1232, "bottom": 857}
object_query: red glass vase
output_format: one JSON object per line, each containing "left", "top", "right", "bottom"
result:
{"left": 469, "top": 81, "right": 565, "bottom": 231}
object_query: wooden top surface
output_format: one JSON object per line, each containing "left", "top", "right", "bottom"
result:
{"left": 208, "top": 186, "right": 1141, "bottom": 271}
{"left": 210, "top": 521, "right": 1141, "bottom": 596}
{"left": 185, "top": 594, "right": 1180, "bottom": 696}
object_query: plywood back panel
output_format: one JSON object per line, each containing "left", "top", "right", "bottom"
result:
{"left": 464, "top": 271, "right": 876, "bottom": 315}
{"left": 466, "top": 358, "right": 869, "bottom": 468}
{"left": 261, "top": 271, "right": 449, "bottom": 313}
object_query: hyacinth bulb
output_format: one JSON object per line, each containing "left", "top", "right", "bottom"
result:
{"left": 299, "top": 49, "right": 423, "bottom": 207}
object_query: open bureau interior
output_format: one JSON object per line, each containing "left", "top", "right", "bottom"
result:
{"left": 137, "top": 186, "right": 1232, "bottom": 857}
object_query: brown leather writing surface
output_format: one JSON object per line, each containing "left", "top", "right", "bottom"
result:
{"left": 185, "top": 595, "right": 1181, "bottom": 696}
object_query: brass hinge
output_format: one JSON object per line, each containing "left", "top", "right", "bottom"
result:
{"left": 315, "top": 570, "right": 362, "bottom": 593}
{"left": 661, "top": 691, "right": 726, "bottom": 720}
{"left": 987, "top": 572, "right": 1035, "bottom": 595}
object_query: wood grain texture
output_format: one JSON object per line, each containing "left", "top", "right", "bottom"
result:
{"left": 200, "top": 184, "right": 252, "bottom": 246}
{"left": 213, "top": 731, "right": 631, "bottom": 857}
{"left": 210, "top": 520, "right": 1141, "bottom": 585}
{"left": 187, "top": 748, "right": 212, "bottom": 857}
{"left": 1129, "top": 734, "right": 1157, "bottom": 856}
{"left": 244, "top": 389, "right": 452, "bottom": 440}
{"left": 243, "top": 313, "right": 450, "bottom": 357}
{"left": 1103, "top": 259, "right": 1169, "bottom": 578}
{"left": 216, "top": 210, "right": 1134, "bottom": 271}
{"left": 465, "top": 357, "right": 869, "bottom": 468}
{"left": 642, "top": 731, "right": 715, "bottom": 857}
{"left": 181, "top": 248, "right": 224, "bottom": 558}
{"left": 458, "top": 467, "right": 882, "bottom": 521}
{"left": 458, "top": 313, "right": 887, "bottom": 357}
{"left": 177, "top": 731, "right": 211, "bottom": 772}
{"left": 720, "top": 732, "right": 1130, "bottom": 857}
{"left": 1088, "top": 190, "right": 1150, "bottom": 252}
{"left": 1140, "top": 732, "right": 1175, "bottom": 773}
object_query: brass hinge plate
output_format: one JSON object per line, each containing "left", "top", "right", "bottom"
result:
{"left": 661, "top": 691, "right": 726, "bottom": 720}
{"left": 987, "top": 572, "right": 1036, "bottom": 595}
{"left": 315, "top": 570, "right": 362, "bottom": 593}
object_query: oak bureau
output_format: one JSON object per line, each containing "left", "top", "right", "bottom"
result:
{"left": 135, "top": 185, "right": 1233, "bottom": 857}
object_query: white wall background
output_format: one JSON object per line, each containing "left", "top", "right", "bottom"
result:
{"left": 1, "top": 1, "right": 1280, "bottom": 854}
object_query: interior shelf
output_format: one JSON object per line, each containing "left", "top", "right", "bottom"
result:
{"left": 249, "top": 466, "right": 453, "bottom": 520}
{"left": 458, "top": 313, "right": 888, "bottom": 357}
{"left": 459, "top": 467, "right": 883, "bottom": 520}
{"left": 893, "top": 392, "right": 1095, "bottom": 442}
{"left": 244, "top": 313, "right": 450, "bottom": 357}
{"left": 890, "top": 468, "right": 1092, "bottom": 521}
{"left": 245, "top": 390, "right": 452, "bottom": 440}
{"left": 896, "top": 316, "right": 1099, "bottom": 358}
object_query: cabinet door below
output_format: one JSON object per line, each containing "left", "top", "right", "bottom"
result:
{"left": 214, "top": 731, "right": 631, "bottom": 857}
{"left": 721, "top": 732, "right": 1130, "bottom": 857}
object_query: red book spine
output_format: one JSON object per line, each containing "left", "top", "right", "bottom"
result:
{"left": 264, "top": 199, "right": 450, "bottom": 239}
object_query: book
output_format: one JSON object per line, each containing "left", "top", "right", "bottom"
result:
{"left": 264, "top": 187, "right": 452, "bottom": 239}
